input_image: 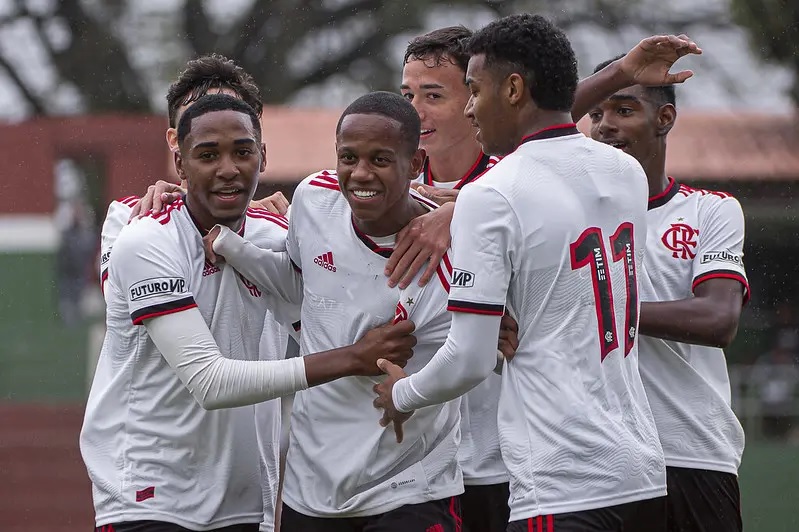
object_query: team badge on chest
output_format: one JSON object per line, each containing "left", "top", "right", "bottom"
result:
{"left": 661, "top": 221, "right": 699, "bottom": 259}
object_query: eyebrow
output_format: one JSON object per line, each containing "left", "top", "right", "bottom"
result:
{"left": 400, "top": 83, "right": 446, "bottom": 90}
{"left": 192, "top": 138, "right": 255, "bottom": 149}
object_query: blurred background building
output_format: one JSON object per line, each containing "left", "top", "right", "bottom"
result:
{"left": 0, "top": 0, "right": 797, "bottom": 531}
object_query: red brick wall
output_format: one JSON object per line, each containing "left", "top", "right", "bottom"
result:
{"left": 0, "top": 403, "right": 92, "bottom": 532}
{"left": 0, "top": 115, "right": 168, "bottom": 214}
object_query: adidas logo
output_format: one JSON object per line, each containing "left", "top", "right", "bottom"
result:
{"left": 203, "top": 260, "right": 220, "bottom": 277}
{"left": 313, "top": 251, "right": 337, "bottom": 272}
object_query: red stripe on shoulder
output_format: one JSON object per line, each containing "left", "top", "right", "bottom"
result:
{"left": 313, "top": 171, "right": 338, "bottom": 183}
{"left": 246, "top": 208, "right": 289, "bottom": 228}
{"left": 442, "top": 252, "right": 453, "bottom": 274}
{"left": 309, "top": 180, "right": 341, "bottom": 191}
{"left": 117, "top": 195, "right": 140, "bottom": 206}
{"left": 150, "top": 199, "right": 185, "bottom": 225}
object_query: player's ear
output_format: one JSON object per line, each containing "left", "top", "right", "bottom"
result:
{"left": 656, "top": 104, "right": 676, "bottom": 137}
{"left": 174, "top": 150, "right": 187, "bottom": 182}
{"left": 166, "top": 127, "right": 178, "bottom": 152}
{"left": 409, "top": 148, "right": 425, "bottom": 178}
{"left": 507, "top": 73, "right": 525, "bottom": 106}
{"left": 259, "top": 142, "right": 267, "bottom": 174}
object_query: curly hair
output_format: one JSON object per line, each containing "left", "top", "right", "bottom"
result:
{"left": 594, "top": 55, "right": 676, "bottom": 108}
{"left": 467, "top": 14, "right": 578, "bottom": 112}
{"left": 166, "top": 54, "right": 262, "bottom": 128}
{"left": 404, "top": 26, "right": 472, "bottom": 74}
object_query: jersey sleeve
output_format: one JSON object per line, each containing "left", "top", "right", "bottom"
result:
{"left": 692, "top": 196, "right": 749, "bottom": 301}
{"left": 286, "top": 183, "right": 305, "bottom": 272}
{"left": 446, "top": 183, "right": 516, "bottom": 316}
{"left": 99, "top": 198, "right": 136, "bottom": 289}
{"left": 111, "top": 219, "right": 196, "bottom": 325}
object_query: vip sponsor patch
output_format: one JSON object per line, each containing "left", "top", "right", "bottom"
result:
{"left": 451, "top": 268, "right": 475, "bottom": 288}
{"left": 130, "top": 277, "right": 187, "bottom": 301}
{"left": 700, "top": 250, "right": 742, "bottom": 265}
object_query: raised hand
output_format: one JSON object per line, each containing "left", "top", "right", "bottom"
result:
{"left": 619, "top": 34, "right": 702, "bottom": 87}
{"left": 251, "top": 191, "right": 290, "bottom": 215}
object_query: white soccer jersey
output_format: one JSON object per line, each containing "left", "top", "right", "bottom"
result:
{"left": 99, "top": 196, "right": 138, "bottom": 291}
{"left": 638, "top": 178, "right": 748, "bottom": 474}
{"left": 414, "top": 153, "right": 507, "bottom": 486}
{"left": 81, "top": 200, "right": 297, "bottom": 530}
{"left": 446, "top": 125, "right": 666, "bottom": 520}
{"left": 280, "top": 170, "right": 462, "bottom": 518}
{"left": 97, "top": 195, "right": 289, "bottom": 532}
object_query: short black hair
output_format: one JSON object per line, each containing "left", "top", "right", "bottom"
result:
{"left": 177, "top": 93, "right": 261, "bottom": 145}
{"left": 166, "top": 54, "right": 263, "bottom": 128}
{"left": 336, "top": 91, "right": 421, "bottom": 154}
{"left": 467, "top": 14, "right": 578, "bottom": 112}
{"left": 594, "top": 55, "right": 676, "bottom": 108}
{"left": 404, "top": 26, "right": 473, "bottom": 74}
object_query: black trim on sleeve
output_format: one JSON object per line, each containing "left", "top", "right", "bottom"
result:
{"left": 447, "top": 299, "right": 505, "bottom": 316}
{"left": 131, "top": 296, "right": 197, "bottom": 325}
{"left": 692, "top": 269, "right": 750, "bottom": 304}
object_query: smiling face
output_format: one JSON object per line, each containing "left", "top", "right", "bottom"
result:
{"left": 336, "top": 113, "right": 424, "bottom": 236}
{"left": 176, "top": 109, "right": 265, "bottom": 231}
{"left": 400, "top": 56, "right": 474, "bottom": 158}
{"left": 588, "top": 85, "right": 672, "bottom": 169}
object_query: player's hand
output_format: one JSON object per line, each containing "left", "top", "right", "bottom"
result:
{"left": 498, "top": 311, "right": 519, "bottom": 362}
{"left": 385, "top": 202, "right": 454, "bottom": 289}
{"left": 619, "top": 34, "right": 702, "bottom": 87}
{"left": 251, "top": 191, "right": 290, "bottom": 215}
{"left": 414, "top": 184, "right": 459, "bottom": 206}
{"left": 202, "top": 226, "right": 222, "bottom": 265}
{"left": 130, "top": 180, "right": 185, "bottom": 219}
{"left": 351, "top": 319, "right": 417, "bottom": 376}
{"left": 373, "top": 358, "right": 414, "bottom": 443}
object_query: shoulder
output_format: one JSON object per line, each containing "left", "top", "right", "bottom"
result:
{"left": 299, "top": 169, "right": 340, "bottom": 193}
{"left": 677, "top": 183, "right": 743, "bottom": 219}
{"left": 245, "top": 208, "right": 289, "bottom": 250}
{"left": 102, "top": 196, "right": 137, "bottom": 227}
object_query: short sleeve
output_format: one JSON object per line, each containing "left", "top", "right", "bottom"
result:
{"left": 99, "top": 199, "right": 134, "bottom": 287}
{"left": 286, "top": 185, "right": 304, "bottom": 272}
{"left": 692, "top": 196, "right": 749, "bottom": 300}
{"left": 447, "top": 183, "right": 516, "bottom": 316}
{"left": 111, "top": 219, "right": 196, "bottom": 325}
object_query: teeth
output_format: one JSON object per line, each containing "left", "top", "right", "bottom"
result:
{"left": 421, "top": 129, "right": 434, "bottom": 135}
{"left": 352, "top": 190, "right": 377, "bottom": 198}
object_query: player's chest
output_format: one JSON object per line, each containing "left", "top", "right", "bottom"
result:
{"left": 645, "top": 203, "right": 700, "bottom": 282}
{"left": 298, "top": 219, "right": 400, "bottom": 318}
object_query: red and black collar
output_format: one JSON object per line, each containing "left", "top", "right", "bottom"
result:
{"left": 422, "top": 151, "right": 494, "bottom": 189}
{"left": 648, "top": 177, "right": 679, "bottom": 210}
{"left": 518, "top": 123, "right": 580, "bottom": 147}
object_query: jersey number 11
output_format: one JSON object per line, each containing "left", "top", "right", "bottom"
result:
{"left": 569, "top": 222, "right": 638, "bottom": 361}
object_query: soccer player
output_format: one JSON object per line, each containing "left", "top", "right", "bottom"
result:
{"left": 588, "top": 56, "right": 748, "bottom": 532}
{"left": 374, "top": 14, "right": 668, "bottom": 532}
{"left": 205, "top": 91, "right": 517, "bottom": 531}
{"left": 80, "top": 94, "right": 417, "bottom": 532}
{"left": 96, "top": 54, "right": 291, "bottom": 532}
{"left": 390, "top": 26, "right": 701, "bottom": 532}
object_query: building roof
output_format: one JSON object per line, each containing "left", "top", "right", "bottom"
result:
{"left": 188, "top": 107, "right": 799, "bottom": 184}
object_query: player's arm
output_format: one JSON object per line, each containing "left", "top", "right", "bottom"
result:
{"left": 376, "top": 185, "right": 515, "bottom": 422}
{"left": 99, "top": 198, "right": 136, "bottom": 290}
{"left": 113, "top": 221, "right": 416, "bottom": 411}
{"left": 571, "top": 34, "right": 702, "bottom": 121}
{"left": 638, "top": 198, "right": 749, "bottom": 348}
{"left": 208, "top": 225, "right": 304, "bottom": 307}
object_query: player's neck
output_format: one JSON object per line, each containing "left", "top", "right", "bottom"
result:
{"left": 644, "top": 146, "right": 670, "bottom": 197}
{"left": 426, "top": 140, "right": 483, "bottom": 183}
{"left": 185, "top": 198, "right": 244, "bottom": 235}
{"left": 352, "top": 196, "right": 427, "bottom": 238}
{"left": 517, "top": 110, "right": 574, "bottom": 147}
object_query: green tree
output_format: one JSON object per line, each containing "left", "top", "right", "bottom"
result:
{"left": 731, "top": 0, "right": 799, "bottom": 103}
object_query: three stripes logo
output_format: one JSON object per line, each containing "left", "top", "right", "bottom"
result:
{"left": 314, "top": 251, "right": 337, "bottom": 272}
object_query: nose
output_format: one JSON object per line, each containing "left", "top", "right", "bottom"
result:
{"left": 408, "top": 95, "right": 426, "bottom": 122}
{"left": 216, "top": 153, "right": 239, "bottom": 180}
{"left": 349, "top": 158, "right": 372, "bottom": 182}
{"left": 596, "top": 113, "right": 618, "bottom": 139}
{"left": 464, "top": 95, "right": 474, "bottom": 120}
